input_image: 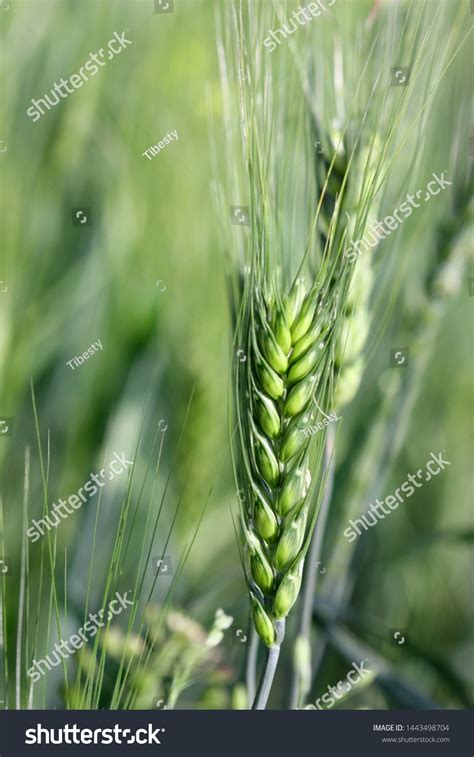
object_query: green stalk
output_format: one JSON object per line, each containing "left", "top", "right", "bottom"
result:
{"left": 289, "top": 425, "right": 336, "bottom": 709}
{"left": 252, "top": 619, "right": 285, "bottom": 710}
{"left": 245, "top": 626, "right": 259, "bottom": 706}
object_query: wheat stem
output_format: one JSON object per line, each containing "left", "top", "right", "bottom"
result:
{"left": 245, "top": 626, "right": 259, "bottom": 706}
{"left": 289, "top": 425, "right": 336, "bottom": 709}
{"left": 301, "top": 427, "right": 336, "bottom": 639}
{"left": 252, "top": 619, "right": 285, "bottom": 710}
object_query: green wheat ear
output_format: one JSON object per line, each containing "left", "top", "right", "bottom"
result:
{"left": 235, "top": 235, "right": 374, "bottom": 652}
{"left": 313, "top": 124, "right": 383, "bottom": 412}
{"left": 237, "top": 276, "right": 336, "bottom": 645}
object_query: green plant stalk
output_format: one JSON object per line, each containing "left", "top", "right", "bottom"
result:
{"left": 289, "top": 424, "right": 336, "bottom": 709}
{"left": 245, "top": 626, "right": 259, "bottom": 706}
{"left": 252, "top": 619, "right": 285, "bottom": 710}
{"left": 16, "top": 450, "right": 30, "bottom": 709}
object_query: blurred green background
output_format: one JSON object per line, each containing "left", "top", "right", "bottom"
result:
{"left": 0, "top": 0, "right": 472, "bottom": 710}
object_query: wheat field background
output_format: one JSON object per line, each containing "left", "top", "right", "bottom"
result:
{"left": 0, "top": 0, "right": 472, "bottom": 711}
